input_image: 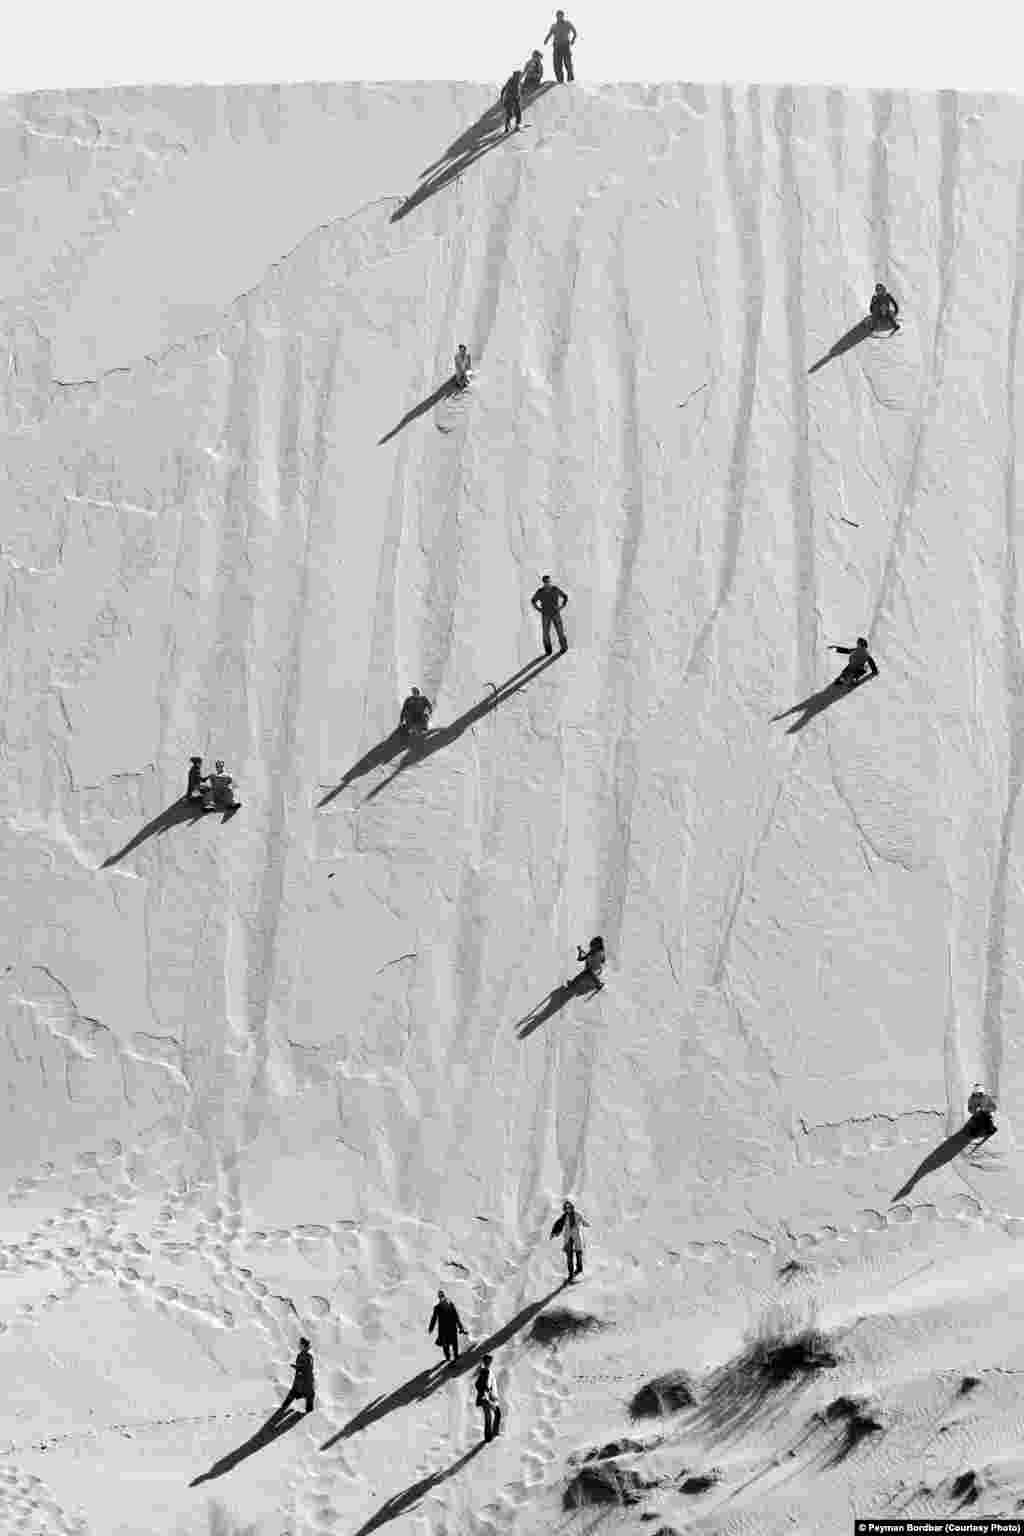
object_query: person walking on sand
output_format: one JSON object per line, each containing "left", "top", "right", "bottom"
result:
{"left": 550, "top": 1199, "right": 588, "bottom": 1282}
{"left": 270, "top": 1338, "right": 315, "bottom": 1419}
{"left": 531, "top": 574, "right": 569, "bottom": 656}
{"left": 544, "top": 9, "right": 578, "bottom": 81}
{"left": 474, "top": 1354, "right": 502, "bottom": 1441}
{"left": 428, "top": 1288, "right": 469, "bottom": 1364}
{"left": 500, "top": 69, "right": 523, "bottom": 132}
{"left": 828, "top": 636, "right": 878, "bottom": 688}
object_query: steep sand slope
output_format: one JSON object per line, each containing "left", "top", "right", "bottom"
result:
{"left": 2, "top": 80, "right": 1024, "bottom": 1534}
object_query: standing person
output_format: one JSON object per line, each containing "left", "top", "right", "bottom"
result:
{"left": 544, "top": 9, "right": 578, "bottom": 82}
{"left": 428, "top": 1289, "right": 469, "bottom": 1364}
{"left": 271, "top": 1338, "right": 316, "bottom": 1419}
{"left": 827, "top": 637, "right": 878, "bottom": 688}
{"left": 869, "top": 282, "right": 900, "bottom": 333}
{"left": 574, "top": 936, "right": 606, "bottom": 990}
{"left": 474, "top": 1354, "right": 502, "bottom": 1442}
{"left": 550, "top": 1199, "right": 588, "bottom": 1282}
{"left": 454, "top": 344, "right": 472, "bottom": 390}
{"left": 186, "top": 756, "right": 206, "bottom": 801}
{"left": 531, "top": 574, "right": 569, "bottom": 656}
{"left": 500, "top": 69, "right": 523, "bottom": 133}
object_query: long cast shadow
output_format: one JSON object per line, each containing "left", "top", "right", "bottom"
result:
{"left": 351, "top": 1445, "right": 484, "bottom": 1534}
{"left": 379, "top": 378, "right": 459, "bottom": 446}
{"left": 771, "top": 675, "right": 873, "bottom": 735}
{"left": 318, "top": 729, "right": 408, "bottom": 809}
{"left": 189, "top": 1408, "right": 302, "bottom": 1485}
{"left": 392, "top": 85, "right": 556, "bottom": 225}
{"left": 891, "top": 1120, "right": 996, "bottom": 1203}
{"left": 363, "top": 655, "right": 557, "bottom": 803}
{"left": 321, "top": 1286, "right": 562, "bottom": 1451}
{"left": 101, "top": 795, "right": 211, "bottom": 867}
{"left": 809, "top": 316, "right": 889, "bottom": 375}
{"left": 517, "top": 972, "right": 600, "bottom": 1040}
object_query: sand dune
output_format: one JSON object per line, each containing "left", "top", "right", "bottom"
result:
{"left": 2, "top": 77, "right": 1024, "bottom": 1533}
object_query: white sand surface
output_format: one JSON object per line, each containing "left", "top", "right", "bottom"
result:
{"left": 3, "top": 77, "right": 1024, "bottom": 1534}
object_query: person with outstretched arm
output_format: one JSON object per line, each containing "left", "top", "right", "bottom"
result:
{"left": 828, "top": 637, "right": 878, "bottom": 688}
{"left": 531, "top": 574, "right": 569, "bottom": 656}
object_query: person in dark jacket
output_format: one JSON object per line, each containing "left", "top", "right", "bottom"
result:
{"left": 454, "top": 345, "right": 472, "bottom": 390}
{"left": 474, "top": 1354, "right": 502, "bottom": 1441}
{"left": 550, "top": 1199, "right": 588, "bottom": 1281}
{"left": 399, "top": 687, "right": 432, "bottom": 734}
{"left": 186, "top": 757, "right": 206, "bottom": 801}
{"left": 869, "top": 282, "right": 900, "bottom": 333}
{"left": 966, "top": 1084, "right": 997, "bottom": 1139}
{"left": 572, "top": 936, "right": 605, "bottom": 990}
{"left": 544, "top": 9, "right": 578, "bottom": 81}
{"left": 531, "top": 575, "right": 569, "bottom": 656}
{"left": 828, "top": 637, "right": 878, "bottom": 688}
{"left": 428, "top": 1289, "right": 469, "bottom": 1363}
{"left": 271, "top": 1338, "right": 315, "bottom": 1418}
{"left": 500, "top": 70, "right": 523, "bottom": 132}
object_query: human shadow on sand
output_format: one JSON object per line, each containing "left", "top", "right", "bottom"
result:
{"left": 891, "top": 1119, "right": 997, "bottom": 1203}
{"left": 362, "top": 655, "right": 557, "bottom": 804}
{"left": 321, "top": 1286, "right": 562, "bottom": 1451}
{"left": 100, "top": 795, "right": 237, "bottom": 868}
{"left": 517, "top": 972, "right": 601, "bottom": 1040}
{"left": 771, "top": 675, "right": 873, "bottom": 735}
{"left": 189, "top": 1408, "right": 303, "bottom": 1486}
{"left": 379, "top": 378, "right": 461, "bottom": 446}
{"left": 318, "top": 729, "right": 409, "bottom": 809}
{"left": 351, "top": 1445, "right": 484, "bottom": 1534}
{"left": 808, "top": 315, "right": 895, "bottom": 375}
{"left": 390, "top": 85, "right": 556, "bottom": 224}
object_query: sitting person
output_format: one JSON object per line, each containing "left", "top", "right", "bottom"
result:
{"left": 966, "top": 1083, "right": 997, "bottom": 1137}
{"left": 574, "top": 936, "right": 606, "bottom": 990}
{"left": 399, "top": 687, "right": 432, "bottom": 734}
{"left": 828, "top": 637, "right": 879, "bottom": 688}
{"left": 203, "top": 760, "right": 239, "bottom": 810}
{"left": 186, "top": 756, "right": 207, "bottom": 801}
{"left": 522, "top": 49, "right": 543, "bottom": 89}
{"left": 869, "top": 282, "right": 900, "bottom": 333}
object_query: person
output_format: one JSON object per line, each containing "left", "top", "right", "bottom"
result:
{"left": 967, "top": 1084, "right": 997, "bottom": 1138}
{"left": 531, "top": 574, "right": 569, "bottom": 656}
{"left": 550, "top": 1199, "right": 588, "bottom": 1281}
{"left": 500, "top": 69, "right": 523, "bottom": 133}
{"left": 399, "top": 687, "right": 432, "bottom": 735}
{"left": 271, "top": 1338, "right": 315, "bottom": 1418}
{"left": 869, "top": 282, "right": 900, "bottom": 333}
{"left": 428, "top": 1288, "right": 469, "bottom": 1364}
{"left": 203, "top": 760, "right": 240, "bottom": 810}
{"left": 544, "top": 9, "right": 578, "bottom": 82}
{"left": 828, "top": 637, "right": 878, "bottom": 688}
{"left": 454, "top": 345, "right": 472, "bottom": 390}
{"left": 575, "top": 936, "right": 605, "bottom": 990}
{"left": 474, "top": 1354, "right": 502, "bottom": 1441}
{"left": 522, "top": 49, "right": 544, "bottom": 90}
{"left": 186, "top": 757, "right": 206, "bottom": 801}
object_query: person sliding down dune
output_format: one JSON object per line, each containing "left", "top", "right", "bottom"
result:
{"left": 869, "top": 282, "right": 900, "bottom": 333}
{"left": 828, "top": 637, "right": 878, "bottom": 688}
{"left": 399, "top": 687, "right": 432, "bottom": 736}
